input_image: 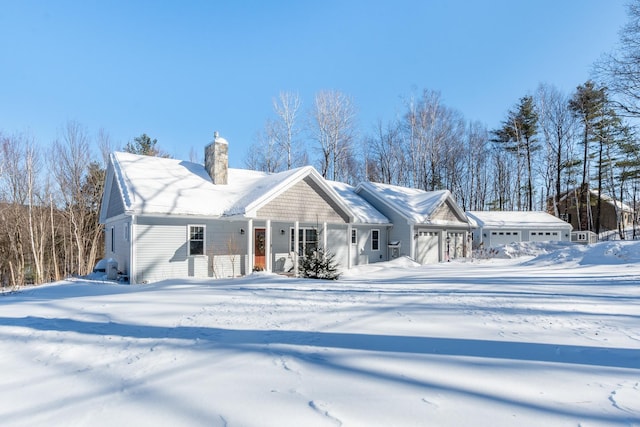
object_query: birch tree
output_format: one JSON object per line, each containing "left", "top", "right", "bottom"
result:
{"left": 309, "top": 90, "right": 358, "bottom": 182}
{"left": 273, "top": 91, "right": 303, "bottom": 170}
{"left": 52, "top": 121, "right": 103, "bottom": 276}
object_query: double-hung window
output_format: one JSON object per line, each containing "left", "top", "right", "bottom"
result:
{"left": 188, "top": 225, "right": 205, "bottom": 256}
{"left": 371, "top": 229, "right": 380, "bottom": 251}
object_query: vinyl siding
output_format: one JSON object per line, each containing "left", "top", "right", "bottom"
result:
{"left": 353, "top": 225, "right": 388, "bottom": 265}
{"left": 358, "top": 190, "right": 413, "bottom": 258}
{"left": 133, "top": 217, "right": 248, "bottom": 283}
{"left": 105, "top": 175, "right": 125, "bottom": 219}
{"left": 104, "top": 217, "right": 130, "bottom": 275}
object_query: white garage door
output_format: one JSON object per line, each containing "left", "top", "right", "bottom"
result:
{"left": 415, "top": 231, "right": 440, "bottom": 264}
{"left": 489, "top": 230, "right": 521, "bottom": 247}
{"left": 529, "top": 230, "right": 561, "bottom": 242}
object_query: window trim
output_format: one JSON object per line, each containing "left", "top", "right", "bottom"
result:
{"left": 290, "top": 227, "right": 318, "bottom": 255}
{"left": 371, "top": 229, "right": 380, "bottom": 251}
{"left": 188, "top": 224, "right": 206, "bottom": 256}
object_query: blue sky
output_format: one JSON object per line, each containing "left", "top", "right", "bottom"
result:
{"left": 0, "top": 0, "right": 628, "bottom": 168}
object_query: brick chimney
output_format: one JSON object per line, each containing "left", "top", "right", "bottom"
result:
{"left": 204, "top": 131, "right": 228, "bottom": 185}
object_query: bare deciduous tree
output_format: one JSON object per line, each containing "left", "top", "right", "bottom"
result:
{"left": 52, "top": 121, "right": 103, "bottom": 276}
{"left": 273, "top": 91, "right": 303, "bottom": 170}
{"left": 309, "top": 90, "right": 358, "bottom": 182}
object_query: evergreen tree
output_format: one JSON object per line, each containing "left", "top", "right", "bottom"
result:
{"left": 124, "top": 133, "right": 169, "bottom": 157}
{"left": 568, "top": 80, "right": 608, "bottom": 231}
{"left": 298, "top": 244, "right": 340, "bottom": 280}
{"left": 493, "top": 95, "right": 539, "bottom": 210}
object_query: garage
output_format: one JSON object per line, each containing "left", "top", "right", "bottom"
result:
{"left": 488, "top": 230, "right": 521, "bottom": 247}
{"left": 467, "top": 211, "right": 573, "bottom": 249}
{"left": 529, "top": 230, "right": 561, "bottom": 242}
{"left": 415, "top": 230, "right": 440, "bottom": 264}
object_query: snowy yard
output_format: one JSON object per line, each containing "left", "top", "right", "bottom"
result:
{"left": 1, "top": 242, "right": 639, "bottom": 426}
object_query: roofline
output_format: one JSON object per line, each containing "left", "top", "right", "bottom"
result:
{"left": 244, "top": 166, "right": 357, "bottom": 222}
{"left": 355, "top": 181, "right": 414, "bottom": 222}
{"left": 356, "top": 182, "right": 470, "bottom": 225}
{"left": 466, "top": 212, "right": 574, "bottom": 230}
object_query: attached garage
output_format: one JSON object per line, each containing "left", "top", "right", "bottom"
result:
{"left": 356, "top": 183, "right": 472, "bottom": 265}
{"left": 415, "top": 230, "right": 440, "bottom": 264}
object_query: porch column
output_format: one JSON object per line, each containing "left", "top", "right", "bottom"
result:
{"left": 294, "top": 221, "right": 299, "bottom": 277}
{"left": 409, "top": 225, "right": 415, "bottom": 260}
{"left": 323, "top": 222, "right": 328, "bottom": 252}
{"left": 265, "top": 219, "right": 272, "bottom": 272}
{"left": 347, "top": 223, "right": 352, "bottom": 269}
{"left": 130, "top": 214, "right": 137, "bottom": 285}
{"left": 247, "top": 219, "right": 253, "bottom": 273}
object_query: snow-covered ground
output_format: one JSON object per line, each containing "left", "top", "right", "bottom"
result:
{"left": 1, "top": 241, "right": 639, "bottom": 426}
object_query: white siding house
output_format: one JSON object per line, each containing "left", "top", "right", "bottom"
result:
{"left": 99, "top": 134, "right": 391, "bottom": 283}
{"left": 466, "top": 211, "right": 573, "bottom": 249}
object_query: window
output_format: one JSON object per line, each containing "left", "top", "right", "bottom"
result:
{"left": 188, "top": 225, "right": 205, "bottom": 256}
{"left": 371, "top": 229, "right": 380, "bottom": 251}
{"left": 291, "top": 228, "right": 318, "bottom": 255}
{"left": 351, "top": 229, "right": 357, "bottom": 245}
{"left": 111, "top": 227, "right": 115, "bottom": 253}
{"left": 123, "top": 223, "right": 130, "bottom": 242}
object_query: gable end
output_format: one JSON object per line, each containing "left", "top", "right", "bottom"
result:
{"left": 256, "top": 176, "right": 349, "bottom": 223}
{"left": 432, "top": 200, "right": 467, "bottom": 223}
{"left": 105, "top": 175, "right": 125, "bottom": 219}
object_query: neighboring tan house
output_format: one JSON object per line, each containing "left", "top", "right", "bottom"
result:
{"left": 551, "top": 187, "right": 635, "bottom": 233}
{"left": 355, "top": 182, "right": 473, "bottom": 263}
{"left": 466, "top": 211, "right": 573, "bottom": 249}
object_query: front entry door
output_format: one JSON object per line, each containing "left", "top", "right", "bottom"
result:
{"left": 254, "top": 228, "right": 266, "bottom": 270}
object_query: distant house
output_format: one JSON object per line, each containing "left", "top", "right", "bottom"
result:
{"left": 551, "top": 187, "right": 635, "bottom": 233}
{"left": 99, "top": 133, "right": 470, "bottom": 284}
{"left": 355, "top": 182, "right": 473, "bottom": 263}
{"left": 466, "top": 211, "right": 573, "bottom": 249}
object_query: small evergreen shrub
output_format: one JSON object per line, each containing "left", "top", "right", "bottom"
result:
{"left": 298, "top": 245, "right": 340, "bottom": 280}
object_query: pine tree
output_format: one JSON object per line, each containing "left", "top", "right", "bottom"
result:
{"left": 298, "top": 244, "right": 340, "bottom": 280}
{"left": 569, "top": 80, "right": 609, "bottom": 232}
{"left": 493, "top": 95, "right": 539, "bottom": 210}
{"left": 124, "top": 134, "right": 170, "bottom": 157}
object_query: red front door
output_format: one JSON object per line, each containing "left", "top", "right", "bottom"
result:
{"left": 254, "top": 228, "right": 266, "bottom": 270}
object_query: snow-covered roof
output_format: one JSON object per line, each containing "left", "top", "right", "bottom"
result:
{"left": 107, "top": 152, "right": 386, "bottom": 223}
{"left": 327, "top": 181, "right": 390, "bottom": 224}
{"left": 111, "top": 151, "right": 266, "bottom": 216}
{"left": 466, "top": 211, "right": 573, "bottom": 230}
{"left": 356, "top": 181, "right": 467, "bottom": 225}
